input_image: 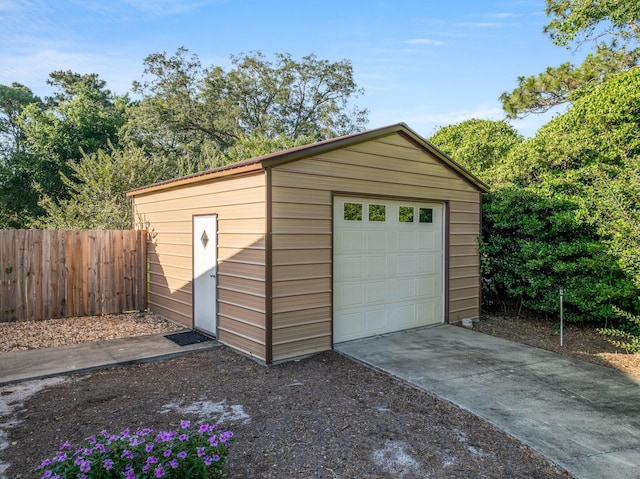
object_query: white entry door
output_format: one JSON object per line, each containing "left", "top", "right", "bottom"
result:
{"left": 193, "top": 215, "right": 218, "bottom": 336}
{"left": 333, "top": 197, "right": 444, "bottom": 343}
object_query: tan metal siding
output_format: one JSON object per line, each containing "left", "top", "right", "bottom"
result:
{"left": 271, "top": 134, "right": 482, "bottom": 361}
{"left": 132, "top": 172, "right": 268, "bottom": 361}
{"left": 448, "top": 199, "right": 482, "bottom": 322}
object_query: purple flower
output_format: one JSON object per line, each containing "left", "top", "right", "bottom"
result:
{"left": 42, "top": 470, "right": 53, "bottom": 478}
{"left": 145, "top": 443, "right": 154, "bottom": 453}
{"left": 180, "top": 420, "right": 191, "bottom": 429}
{"left": 220, "top": 431, "right": 234, "bottom": 442}
{"left": 79, "top": 475, "right": 87, "bottom": 479}
{"left": 155, "top": 431, "right": 175, "bottom": 442}
{"left": 147, "top": 455, "right": 159, "bottom": 465}
{"left": 59, "top": 442, "right": 72, "bottom": 451}
{"left": 53, "top": 452, "right": 68, "bottom": 462}
{"left": 204, "top": 455, "right": 213, "bottom": 466}
{"left": 40, "top": 459, "right": 52, "bottom": 468}
{"left": 178, "top": 434, "right": 188, "bottom": 441}
{"left": 177, "top": 451, "right": 187, "bottom": 459}
{"left": 212, "top": 454, "right": 220, "bottom": 462}
{"left": 103, "top": 458, "right": 114, "bottom": 470}
{"left": 121, "top": 449, "right": 134, "bottom": 460}
{"left": 199, "top": 424, "right": 210, "bottom": 434}
{"left": 142, "top": 464, "right": 151, "bottom": 473}
{"left": 124, "top": 470, "right": 136, "bottom": 479}
{"left": 209, "top": 436, "right": 219, "bottom": 447}
{"left": 163, "top": 448, "right": 172, "bottom": 457}
{"left": 168, "top": 459, "right": 179, "bottom": 469}
{"left": 87, "top": 436, "right": 97, "bottom": 445}
{"left": 154, "top": 465, "right": 166, "bottom": 477}
{"left": 80, "top": 460, "right": 92, "bottom": 473}
{"left": 121, "top": 428, "right": 131, "bottom": 437}
{"left": 197, "top": 446, "right": 206, "bottom": 457}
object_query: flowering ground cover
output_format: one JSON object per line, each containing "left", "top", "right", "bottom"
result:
{"left": 38, "top": 421, "right": 233, "bottom": 478}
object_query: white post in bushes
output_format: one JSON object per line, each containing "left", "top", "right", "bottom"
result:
{"left": 559, "top": 288, "right": 564, "bottom": 347}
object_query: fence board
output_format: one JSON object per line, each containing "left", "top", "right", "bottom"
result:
{"left": 0, "top": 230, "right": 147, "bottom": 322}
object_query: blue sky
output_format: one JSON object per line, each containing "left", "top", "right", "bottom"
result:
{"left": 0, "top": 0, "right": 588, "bottom": 137}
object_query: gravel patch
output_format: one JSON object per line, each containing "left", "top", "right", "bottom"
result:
{"left": 0, "top": 313, "right": 181, "bottom": 353}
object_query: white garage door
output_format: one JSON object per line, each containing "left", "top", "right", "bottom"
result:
{"left": 333, "top": 196, "right": 444, "bottom": 343}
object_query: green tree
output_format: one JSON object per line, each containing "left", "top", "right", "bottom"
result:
{"left": 428, "top": 119, "right": 523, "bottom": 181}
{"left": 481, "top": 185, "right": 638, "bottom": 322}
{"left": 500, "top": 0, "right": 640, "bottom": 118}
{"left": 484, "top": 68, "right": 640, "bottom": 322}
{"left": 35, "top": 145, "right": 172, "bottom": 230}
{"left": 544, "top": 0, "right": 640, "bottom": 48}
{"left": 0, "top": 83, "right": 40, "bottom": 156}
{"left": 500, "top": 44, "right": 639, "bottom": 118}
{"left": 0, "top": 83, "right": 42, "bottom": 228}
{"left": 497, "top": 67, "right": 640, "bottom": 186}
{"left": 125, "top": 48, "right": 368, "bottom": 170}
{"left": 14, "top": 71, "right": 127, "bottom": 223}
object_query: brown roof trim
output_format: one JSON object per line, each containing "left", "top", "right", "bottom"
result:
{"left": 126, "top": 163, "right": 264, "bottom": 197}
{"left": 127, "top": 123, "right": 489, "bottom": 196}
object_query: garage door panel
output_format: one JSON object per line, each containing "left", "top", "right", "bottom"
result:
{"left": 334, "top": 196, "right": 444, "bottom": 343}
{"left": 418, "top": 301, "right": 439, "bottom": 325}
{"left": 337, "top": 230, "right": 365, "bottom": 253}
{"left": 366, "top": 281, "right": 389, "bottom": 304}
{"left": 366, "top": 255, "right": 387, "bottom": 277}
{"left": 417, "top": 254, "right": 436, "bottom": 274}
{"left": 397, "top": 231, "right": 415, "bottom": 250}
{"left": 366, "top": 231, "right": 387, "bottom": 252}
{"left": 397, "top": 255, "right": 416, "bottom": 275}
{"left": 366, "top": 310, "right": 386, "bottom": 331}
{"left": 336, "top": 256, "right": 364, "bottom": 281}
{"left": 336, "top": 311, "right": 364, "bottom": 339}
{"left": 396, "top": 278, "right": 416, "bottom": 300}
{"left": 417, "top": 277, "right": 436, "bottom": 297}
{"left": 394, "top": 304, "right": 416, "bottom": 328}
{"left": 336, "top": 283, "right": 364, "bottom": 308}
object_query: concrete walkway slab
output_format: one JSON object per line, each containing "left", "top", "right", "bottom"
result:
{"left": 335, "top": 324, "right": 640, "bottom": 479}
{"left": 0, "top": 333, "right": 219, "bottom": 386}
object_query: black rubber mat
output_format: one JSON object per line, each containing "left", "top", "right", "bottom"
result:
{"left": 164, "top": 331, "right": 213, "bottom": 346}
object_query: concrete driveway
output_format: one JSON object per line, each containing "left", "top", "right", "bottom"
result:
{"left": 335, "top": 324, "right": 640, "bottom": 479}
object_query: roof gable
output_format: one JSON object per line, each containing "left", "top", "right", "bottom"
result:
{"left": 127, "top": 123, "right": 488, "bottom": 196}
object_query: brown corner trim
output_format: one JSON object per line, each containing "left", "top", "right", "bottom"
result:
{"left": 264, "top": 168, "right": 274, "bottom": 364}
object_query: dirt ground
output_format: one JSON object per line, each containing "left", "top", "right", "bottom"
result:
{"left": 2, "top": 311, "right": 632, "bottom": 478}
{"left": 472, "top": 312, "right": 640, "bottom": 379}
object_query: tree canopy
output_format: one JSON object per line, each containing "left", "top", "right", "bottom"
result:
{"left": 500, "top": 0, "right": 640, "bottom": 118}
{"left": 428, "top": 119, "right": 523, "bottom": 181}
{"left": 0, "top": 50, "right": 368, "bottom": 229}
{"left": 125, "top": 48, "right": 367, "bottom": 172}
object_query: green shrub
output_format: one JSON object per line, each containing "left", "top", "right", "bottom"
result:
{"left": 481, "top": 185, "right": 639, "bottom": 322}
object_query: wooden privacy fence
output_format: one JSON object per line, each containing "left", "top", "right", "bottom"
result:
{"left": 0, "top": 230, "right": 147, "bottom": 322}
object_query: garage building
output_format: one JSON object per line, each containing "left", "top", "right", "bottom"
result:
{"left": 127, "top": 123, "right": 488, "bottom": 363}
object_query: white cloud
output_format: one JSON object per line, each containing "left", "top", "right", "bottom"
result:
{"left": 458, "top": 22, "right": 507, "bottom": 28}
{"left": 122, "top": 0, "right": 224, "bottom": 16}
{"left": 405, "top": 38, "right": 445, "bottom": 46}
{"left": 485, "top": 12, "right": 519, "bottom": 19}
